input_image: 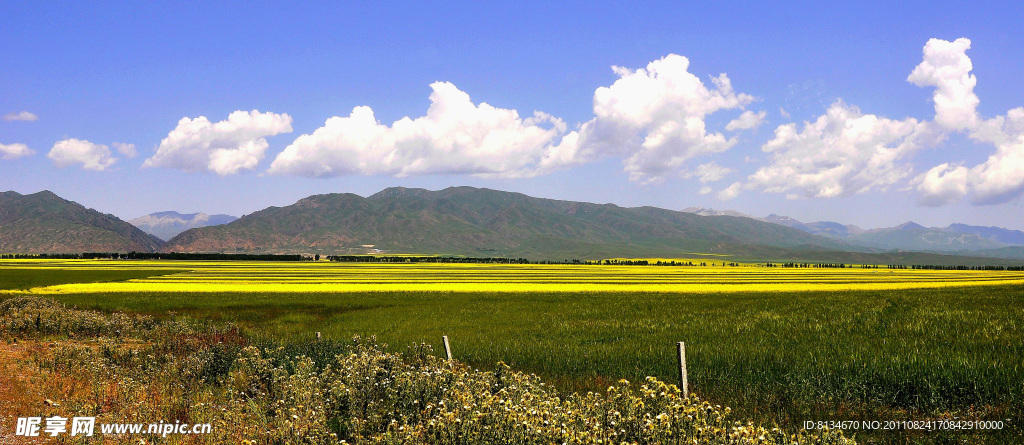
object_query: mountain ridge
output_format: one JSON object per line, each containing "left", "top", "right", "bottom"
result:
{"left": 164, "top": 186, "right": 847, "bottom": 258}
{"left": 0, "top": 190, "right": 164, "bottom": 253}
{"left": 5, "top": 188, "right": 1022, "bottom": 261}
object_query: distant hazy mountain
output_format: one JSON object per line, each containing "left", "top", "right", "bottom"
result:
{"left": 760, "top": 215, "right": 1010, "bottom": 252}
{"left": 163, "top": 186, "right": 844, "bottom": 258}
{"left": 760, "top": 214, "right": 865, "bottom": 238}
{"left": 845, "top": 221, "right": 1005, "bottom": 251}
{"left": 680, "top": 207, "right": 751, "bottom": 218}
{"left": 945, "top": 223, "right": 1024, "bottom": 245}
{"left": 0, "top": 191, "right": 164, "bottom": 253}
{"left": 130, "top": 211, "right": 237, "bottom": 241}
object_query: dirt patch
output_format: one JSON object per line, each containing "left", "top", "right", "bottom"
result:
{"left": 0, "top": 341, "right": 50, "bottom": 444}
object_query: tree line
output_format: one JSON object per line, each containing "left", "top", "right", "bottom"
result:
{"left": 1, "top": 252, "right": 1020, "bottom": 270}
{"left": 766, "top": 262, "right": 1022, "bottom": 271}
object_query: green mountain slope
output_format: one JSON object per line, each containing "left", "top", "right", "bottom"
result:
{"left": 0, "top": 191, "right": 165, "bottom": 253}
{"left": 163, "top": 186, "right": 847, "bottom": 258}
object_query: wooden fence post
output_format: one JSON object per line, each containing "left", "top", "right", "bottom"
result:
{"left": 442, "top": 335, "right": 452, "bottom": 361}
{"left": 678, "top": 341, "right": 688, "bottom": 397}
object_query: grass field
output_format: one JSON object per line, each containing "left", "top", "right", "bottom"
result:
{"left": 0, "top": 265, "right": 182, "bottom": 290}
{"left": 2, "top": 258, "right": 1022, "bottom": 443}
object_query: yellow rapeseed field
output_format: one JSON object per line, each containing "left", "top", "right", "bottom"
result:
{"left": 3, "top": 258, "right": 1024, "bottom": 294}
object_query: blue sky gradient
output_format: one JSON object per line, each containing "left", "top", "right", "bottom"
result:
{"left": 2, "top": 1, "right": 1023, "bottom": 229}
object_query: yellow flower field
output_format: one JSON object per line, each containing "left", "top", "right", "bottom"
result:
{"left": 3, "top": 258, "right": 1023, "bottom": 294}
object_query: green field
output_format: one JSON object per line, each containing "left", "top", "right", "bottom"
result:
{"left": 0, "top": 266, "right": 181, "bottom": 290}
{"left": 2, "top": 260, "right": 1022, "bottom": 443}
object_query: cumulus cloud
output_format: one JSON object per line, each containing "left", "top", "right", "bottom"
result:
{"left": 749, "top": 101, "right": 928, "bottom": 198}
{"left": 910, "top": 39, "right": 1024, "bottom": 205}
{"left": 0, "top": 142, "right": 35, "bottom": 159}
{"left": 717, "top": 182, "right": 742, "bottom": 200}
{"left": 725, "top": 110, "right": 766, "bottom": 131}
{"left": 907, "top": 38, "right": 979, "bottom": 130}
{"left": 269, "top": 82, "right": 578, "bottom": 178}
{"left": 48, "top": 138, "right": 117, "bottom": 171}
{"left": 964, "top": 108, "right": 1024, "bottom": 204}
{"left": 575, "top": 54, "right": 754, "bottom": 183}
{"left": 270, "top": 54, "right": 753, "bottom": 183}
{"left": 748, "top": 37, "right": 1014, "bottom": 204}
{"left": 112, "top": 142, "right": 137, "bottom": 158}
{"left": 915, "top": 162, "right": 969, "bottom": 206}
{"left": 2, "top": 111, "right": 38, "bottom": 122}
{"left": 919, "top": 107, "right": 1024, "bottom": 205}
{"left": 144, "top": 110, "right": 292, "bottom": 175}
{"left": 684, "top": 162, "right": 733, "bottom": 183}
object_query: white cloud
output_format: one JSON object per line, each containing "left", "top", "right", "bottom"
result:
{"left": 915, "top": 162, "right": 969, "bottom": 206}
{"left": 920, "top": 107, "right": 1024, "bottom": 205}
{"left": 112, "top": 142, "right": 137, "bottom": 158}
{"left": 749, "top": 38, "right": 995, "bottom": 203}
{"left": 2, "top": 111, "right": 38, "bottom": 122}
{"left": 725, "top": 110, "right": 766, "bottom": 131}
{"left": 685, "top": 162, "right": 733, "bottom": 183}
{"left": 0, "top": 142, "right": 35, "bottom": 159}
{"left": 748, "top": 101, "right": 927, "bottom": 198}
{"left": 965, "top": 108, "right": 1024, "bottom": 204}
{"left": 698, "top": 186, "right": 712, "bottom": 195}
{"left": 144, "top": 110, "right": 292, "bottom": 175}
{"left": 779, "top": 108, "right": 790, "bottom": 118}
{"left": 48, "top": 138, "right": 117, "bottom": 171}
{"left": 271, "top": 54, "right": 753, "bottom": 182}
{"left": 909, "top": 37, "right": 1024, "bottom": 206}
{"left": 576, "top": 54, "right": 754, "bottom": 183}
{"left": 717, "top": 182, "right": 742, "bottom": 200}
{"left": 907, "top": 38, "right": 978, "bottom": 130}
{"left": 269, "top": 82, "right": 578, "bottom": 178}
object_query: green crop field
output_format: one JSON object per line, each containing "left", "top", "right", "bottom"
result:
{"left": 2, "top": 259, "right": 1022, "bottom": 444}
{"left": 0, "top": 266, "right": 182, "bottom": 290}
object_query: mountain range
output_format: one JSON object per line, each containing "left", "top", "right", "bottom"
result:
{"left": 129, "top": 211, "right": 237, "bottom": 241}
{"left": 162, "top": 186, "right": 843, "bottom": 258}
{"left": 2, "top": 188, "right": 1022, "bottom": 262}
{"left": 683, "top": 208, "right": 1024, "bottom": 256}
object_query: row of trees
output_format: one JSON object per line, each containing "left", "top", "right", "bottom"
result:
{"left": 767, "top": 262, "right": 1022, "bottom": 270}
{"left": 767, "top": 262, "right": 853, "bottom": 268}
{"left": 3, "top": 253, "right": 1021, "bottom": 270}
{"left": 324, "top": 257, "right": 748, "bottom": 266}
{"left": 326, "top": 255, "right": 532, "bottom": 264}
{"left": 906, "top": 264, "right": 1022, "bottom": 271}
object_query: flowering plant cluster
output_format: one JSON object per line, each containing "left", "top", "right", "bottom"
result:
{"left": 1, "top": 296, "right": 855, "bottom": 444}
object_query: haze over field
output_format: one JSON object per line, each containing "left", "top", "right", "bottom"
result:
{"left": 2, "top": 3, "right": 1023, "bottom": 232}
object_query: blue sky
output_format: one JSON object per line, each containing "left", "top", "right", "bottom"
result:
{"left": 2, "top": 1, "right": 1023, "bottom": 229}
